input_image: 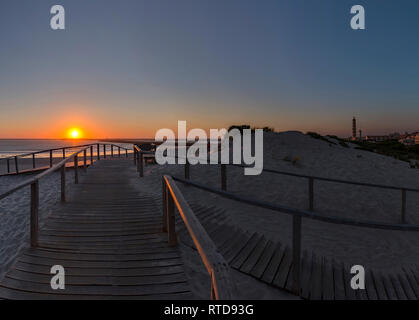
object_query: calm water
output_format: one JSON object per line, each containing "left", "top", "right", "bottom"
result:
{"left": 0, "top": 140, "right": 132, "bottom": 158}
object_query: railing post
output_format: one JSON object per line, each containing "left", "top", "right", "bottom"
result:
{"left": 401, "top": 189, "right": 407, "bottom": 224}
{"left": 7, "top": 158, "right": 10, "bottom": 173}
{"left": 14, "top": 156, "right": 19, "bottom": 174}
{"left": 133, "top": 147, "right": 136, "bottom": 165}
{"left": 61, "top": 165, "right": 66, "bottom": 202}
{"left": 30, "top": 181, "right": 39, "bottom": 247}
{"left": 308, "top": 177, "right": 314, "bottom": 211}
{"left": 49, "top": 150, "right": 53, "bottom": 168}
{"left": 126, "top": 149, "right": 128, "bottom": 158}
{"left": 111, "top": 145, "right": 114, "bottom": 157}
{"left": 185, "top": 159, "right": 190, "bottom": 180}
{"left": 90, "top": 146, "right": 94, "bottom": 165}
{"left": 162, "top": 177, "right": 168, "bottom": 232}
{"left": 83, "top": 149, "right": 87, "bottom": 171}
{"left": 292, "top": 215, "right": 302, "bottom": 296}
{"left": 103, "top": 144, "right": 107, "bottom": 158}
{"left": 32, "top": 153, "right": 36, "bottom": 169}
{"left": 62, "top": 148, "right": 65, "bottom": 160}
{"left": 138, "top": 151, "right": 144, "bottom": 177}
{"left": 74, "top": 155, "right": 79, "bottom": 184}
{"left": 166, "top": 187, "right": 177, "bottom": 247}
{"left": 97, "top": 144, "right": 100, "bottom": 160}
{"left": 221, "top": 164, "right": 227, "bottom": 191}
{"left": 118, "top": 147, "right": 121, "bottom": 158}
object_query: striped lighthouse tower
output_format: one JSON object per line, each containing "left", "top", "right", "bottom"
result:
{"left": 352, "top": 117, "right": 357, "bottom": 140}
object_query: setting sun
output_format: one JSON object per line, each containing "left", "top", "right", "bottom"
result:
{"left": 68, "top": 128, "right": 82, "bottom": 139}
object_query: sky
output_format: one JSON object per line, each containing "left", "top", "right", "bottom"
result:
{"left": 0, "top": 0, "right": 419, "bottom": 138}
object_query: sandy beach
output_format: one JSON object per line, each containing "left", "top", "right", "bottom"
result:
{"left": 0, "top": 132, "right": 417, "bottom": 299}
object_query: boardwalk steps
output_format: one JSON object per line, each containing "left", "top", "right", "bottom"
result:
{"left": 0, "top": 159, "right": 193, "bottom": 300}
{"left": 177, "top": 204, "right": 419, "bottom": 300}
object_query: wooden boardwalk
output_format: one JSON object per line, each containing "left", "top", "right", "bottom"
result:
{"left": 178, "top": 204, "right": 419, "bottom": 300}
{"left": 0, "top": 159, "right": 192, "bottom": 300}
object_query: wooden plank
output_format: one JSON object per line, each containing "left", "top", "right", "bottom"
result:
{"left": 371, "top": 271, "right": 388, "bottom": 300}
{"left": 23, "top": 249, "right": 180, "bottom": 262}
{"left": 221, "top": 231, "right": 251, "bottom": 263}
{"left": 342, "top": 262, "right": 357, "bottom": 300}
{"left": 250, "top": 240, "right": 276, "bottom": 279}
{"left": 7, "top": 269, "right": 187, "bottom": 286}
{"left": 240, "top": 237, "right": 268, "bottom": 274}
{"left": 299, "top": 250, "right": 313, "bottom": 299}
{"left": 14, "top": 261, "right": 185, "bottom": 277}
{"left": 273, "top": 246, "right": 293, "bottom": 289}
{"left": 364, "top": 269, "right": 378, "bottom": 300}
{"left": 0, "top": 286, "right": 192, "bottom": 300}
{"left": 389, "top": 274, "right": 408, "bottom": 300}
{"left": 321, "top": 257, "right": 334, "bottom": 300}
{"left": 18, "top": 255, "right": 183, "bottom": 269}
{"left": 308, "top": 254, "right": 322, "bottom": 300}
{"left": 381, "top": 273, "right": 398, "bottom": 300}
{"left": 0, "top": 277, "right": 190, "bottom": 296}
{"left": 402, "top": 267, "right": 419, "bottom": 298}
{"left": 261, "top": 243, "right": 285, "bottom": 284}
{"left": 332, "top": 259, "right": 345, "bottom": 300}
{"left": 230, "top": 233, "right": 261, "bottom": 269}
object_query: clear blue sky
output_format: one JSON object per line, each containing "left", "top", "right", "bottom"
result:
{"left": 0, "top": 0, "right": 418, "bottom": 138}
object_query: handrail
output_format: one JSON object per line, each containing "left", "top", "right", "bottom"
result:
{"left": 133, "top": 149, "right": 419, "bottom": 193}
{"left": 0, "top": 143, "right": 132, "bottom": 175}
{"left": 171, "top": 175, "right": 419, "bottom": 297}
{"left": 133, "top": 145, "right": 154, "bottom": 177}
{"left": 162, "top": 175, "right": 235, "bottom": 299}
{"left": 0, "top": 143, "right": 131, "bottom": 160}
{"left": 0, "top": 146, "right": 94, "bottom": 247}
{"left": 229, "top": 163, "right": 419, "bottom": 193}
{"left": 0, "top": 146, "right": 88, "bottom": 201}
{"left": 171, "top": 176, "right": 419, "bottom": 232}
{"left": 134, "top": 149, "right": 418, "bottom": 223}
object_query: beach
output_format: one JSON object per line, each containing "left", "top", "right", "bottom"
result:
{"left": 0, "top": 132, "right": 418, "bottom": 298}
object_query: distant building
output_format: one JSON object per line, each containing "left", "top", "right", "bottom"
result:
{"left": 398, "top": 132, "right": 418, "bottom": 146}
{"left": 364, "top": 135, "right": 391, "bottom": 143}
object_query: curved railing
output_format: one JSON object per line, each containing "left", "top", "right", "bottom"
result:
{"left": 162, "top": 175, "right": 235, "bottom": 300}
{"left": 169, "top": 175, "right": 419, "bottom": 296}
{"left": 133, "top": 145, "right": 419, "bottom": 224}
{"left": 0, "top": 143, "right": 132, "bottom": 175}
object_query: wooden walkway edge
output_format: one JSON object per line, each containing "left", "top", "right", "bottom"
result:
{"left": 177, "top": 204, "right": 419, "bottom": 300}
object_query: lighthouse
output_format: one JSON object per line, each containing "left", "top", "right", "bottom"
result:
{"left": 352, "top": 117, "right": 357, "bottom": 140}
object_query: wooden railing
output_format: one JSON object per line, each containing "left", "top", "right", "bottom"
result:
{"left": 170, "top": 175, "right": 419, "bottom": 297}
{"left": 178, "top": 160, "right": 419, "bottom": 225}
{"left": 133, "top": 146, "right": 419, "bottom": 224}
{"left": 0, "top": 143, "right": 131, "bottom": 175}
{"left": 162, "top": 175, "right": 235, "bottom": 300}
{"left": 133, "top": 145, "right": 154, "bottom": 178}
{"left": 0, "top": 146, "right": 92, "bottom": 247}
